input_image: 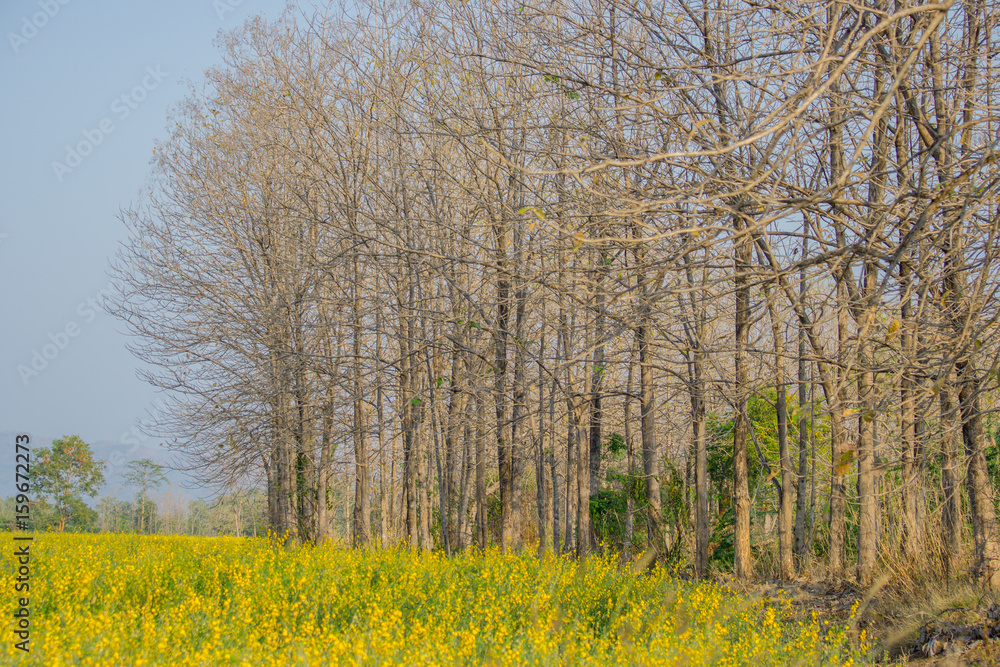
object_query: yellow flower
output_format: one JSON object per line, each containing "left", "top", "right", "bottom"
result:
{"left": 0, "top": 533, "right": 872, "bottom": 666}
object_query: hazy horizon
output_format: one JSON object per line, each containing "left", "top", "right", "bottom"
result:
{"left": 1, "top": 0, "right": 291, "bottom": 502}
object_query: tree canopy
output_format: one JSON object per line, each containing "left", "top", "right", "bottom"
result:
{"left": 33, "top": 435, "right": 105, "bottom": 532}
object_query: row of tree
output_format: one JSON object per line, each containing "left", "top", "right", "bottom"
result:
{"left": 109, "top": 0, "right": 1000, "bottom": 585}
{"left": 26, "top": 436, "right": 165, "bottom": 531}
{"left": 92, "top": 490, "right": 268, "bottom": 537}
{"left": 3, "top": 435, "right": 267, "bottom": 536}
{"left": 2, "top": 491, "right": 268, "bottom": 537}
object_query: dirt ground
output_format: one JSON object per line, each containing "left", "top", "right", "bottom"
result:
{"left": 736, "top": 578, "right": 1000, "bottom": 666}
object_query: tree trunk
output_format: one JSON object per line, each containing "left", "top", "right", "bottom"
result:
{"left": 900, "top": 264, "right": 922, "bottom": 565}
{"left": 493, "top": 213, "right": 516, "bottom": 553}
{"left": 536, "top": 347, "right": 548, "bottom": 557}
{"left": 959, "top": 364, "right": 1000, "bottom": 587}
{"left": 624, "top": 355, "right": 635, "bottom": 561}
{"left": 352, "top": 268, "right": 370, "bottom": 547}
{"left": 776, "top": 329, "right": 795, "bottom": 581}
{"left": 565, "top": 390, "right": 577, "bottom": 553}
{"left": 476, "top": 392, "right": 487, "bottom": 549}
{"left": 693, "top": 344, "right": 709, "bottom": 579}
{"left": 733, "top": 216, "right": 753, "bottom": 581}
{"left": 940, "top": 379, "right": 963, "bottom": 575}
{"left": 549, "top": 378, "right": 561, "bottom": 553}
{"left": 638, "top": 314, "right": 661, "bottom": 554}
{"left": 589, "top": 245, "right": 609, "bottom": 514}
{"left": 795, "top": 235, "right": 809, "bottom": 567}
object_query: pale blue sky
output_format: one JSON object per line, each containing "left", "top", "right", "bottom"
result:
{"left": 0, "top": 0, "right": 293, "bottom": 497}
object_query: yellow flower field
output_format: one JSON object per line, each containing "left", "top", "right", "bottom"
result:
{"left": 1, "top": 533, "right": 869, "bottom": 666}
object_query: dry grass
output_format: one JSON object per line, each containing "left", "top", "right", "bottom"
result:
{"left": 732, "top": 514, "right": 1000, "bottom": 664}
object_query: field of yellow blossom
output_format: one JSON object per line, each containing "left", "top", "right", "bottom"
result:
{"left": 0, "top": 533, "right": 871, "bottom": 666}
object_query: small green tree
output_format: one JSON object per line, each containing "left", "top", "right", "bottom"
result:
{"left": 33, "top": 435, "right": 106, "bottom": 532}
{"left": 123, "top": 459, "right": 167, "bottom": 534}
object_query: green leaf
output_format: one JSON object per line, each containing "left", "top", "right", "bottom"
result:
{"left": 519, "top": 207, "right": 546, "bottom": 221}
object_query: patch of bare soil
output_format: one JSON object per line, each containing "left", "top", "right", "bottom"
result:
{"left": 892, "top": 603, "right": 1000, "bottom": 666}
{"left": 739, "top": 579, "right": 1000, "bottom": 665}
{"left": 743, "top": 578, "right": 865, "bottom": 624}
